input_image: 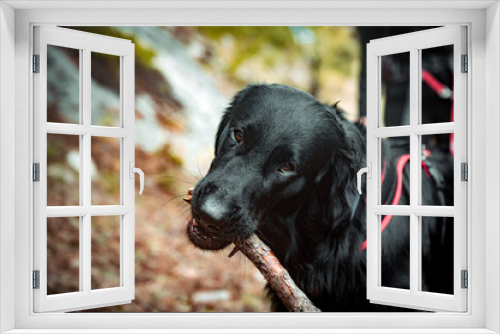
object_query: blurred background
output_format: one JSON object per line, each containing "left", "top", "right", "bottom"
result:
{"left": 47, "top": 26, "right": 360, "bottom": 312}
{"left": 46, "top": 26, "right": 453, "bottom": 312}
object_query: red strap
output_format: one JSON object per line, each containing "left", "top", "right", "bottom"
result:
{"left": 422, "top": 70, "right": 448, "bottom": 97}
{"left": 361, "top": 70, "right": 453, "bottom": 251}
{"left": 361, "top": 155, "right": 432, "bottom": 251}
{"left": 422, "top": 69, "right": 454, "bottom": 156}
{"left": 360, "top": 155, "right": 409, "bottom": 251}
{"left": 380, "top": 161, "right": 387, "bottom": 184}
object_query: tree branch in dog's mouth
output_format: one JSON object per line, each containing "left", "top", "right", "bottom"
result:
{"left": 184, "top": 188, "right": 321, "bottom": 312}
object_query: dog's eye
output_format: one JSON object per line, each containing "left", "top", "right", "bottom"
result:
{"left": 280, "top": 163, "right": 295, "bottom": 173}
{"left": 234, "top": 130, "right": 243, "bottom": 143}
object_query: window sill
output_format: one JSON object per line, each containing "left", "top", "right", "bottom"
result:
{"left": 4, "top": 329, "right": 498, "bottom": 334}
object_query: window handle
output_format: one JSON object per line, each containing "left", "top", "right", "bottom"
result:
{"left": 129, "top": 161, "right": 145, "bottom": 195}
{"left": 357, "top": 162, "right": 371, "bottom": 195}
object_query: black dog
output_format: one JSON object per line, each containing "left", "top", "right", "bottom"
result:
{"left": 187, "top": 84, "right": 453, "bottom": 311}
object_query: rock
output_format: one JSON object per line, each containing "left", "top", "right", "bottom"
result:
{"left": 192, "top": 290, "right": 230, "bottom": 304}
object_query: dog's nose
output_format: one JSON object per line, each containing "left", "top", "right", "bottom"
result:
{"left": 202, "top": 182, "right": 215, "bottom": 195}
{"left": 197, "top": 195, "right": 241, "bottom": 227}
{"left": 200, "top": 196, "right": 225, "bottom": 222}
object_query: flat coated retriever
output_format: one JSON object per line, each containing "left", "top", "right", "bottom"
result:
{"left": 187, "top": 83, "right": 454, "bottom": 312}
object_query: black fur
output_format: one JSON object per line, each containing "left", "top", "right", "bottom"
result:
{"left": 189, "top": 83, "right": 453, "bottom": 312}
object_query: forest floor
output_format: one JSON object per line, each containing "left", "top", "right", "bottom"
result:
{"left": 84, "top": 174, "right": 271, "bottom": 312}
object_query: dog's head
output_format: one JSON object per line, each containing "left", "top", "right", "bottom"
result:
{"left": 187, "top": 84, "right": 360, "bottom": 250}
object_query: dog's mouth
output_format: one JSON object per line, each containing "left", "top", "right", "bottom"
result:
{"left": 186, "top": 218, "right": 232, "bottom": 250}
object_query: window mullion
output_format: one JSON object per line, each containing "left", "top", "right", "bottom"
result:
{"left": 82, "top": 47, "right": 92, "bottom": 294}
{"left": 78, "top": 48, "right": 85, "bottom": 296}
{"left": 409, "top": 48, "right": 419, "bottom": 294}
{"left": 90, "top": 126, "right": 129, "bottom": 138}
{"left": 365, "top": 45, "right": 380, "bottom": 299}
{"left": 372, "top": 126, "right": 411, "bottom": 138}
{"left": 90, "top": 205, "right": 128, "bottom": 216}
{"left": 46, "top": 123, "right": 130, "bottom": 138}
{"left": 413, "top": 123, "right": 454, "bottom": 135}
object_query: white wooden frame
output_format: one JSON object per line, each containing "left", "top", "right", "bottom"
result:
{"left": 366, "top": 26, "right": 467, "bottom": 312}
{"left": 33, "top": 26, "right": 135, "bottom": 312}
{"left": 0, "top": 1, "right": 499, "bottom": 333}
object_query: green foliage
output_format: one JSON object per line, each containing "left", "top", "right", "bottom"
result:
{"left": 308, "top": 27, "right": 359, "bottom": 77}
{"left": 197, "top": 26, "right": 296, "bottom": 72}
{"left": 195, "top": 26, "right": 359, "bottom": 80}
{"left": 70, "top": 26, "right": 157, "bottom": 70}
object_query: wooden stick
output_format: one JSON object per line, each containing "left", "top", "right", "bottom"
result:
{"left": 233, "top": 235, "right": 321, "bottom": 312}
{"left": 184, "top": 188, "right": 321, "bottom": 312}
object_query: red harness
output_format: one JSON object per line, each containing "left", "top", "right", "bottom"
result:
{"left": 422, "top": 69, "right": 455, "bottom": 156}
{"left": 360, "top": 69, "right": 452, "bottom": 251}
{"left": 360, "top": 155, "right": 433, "bottom": 251}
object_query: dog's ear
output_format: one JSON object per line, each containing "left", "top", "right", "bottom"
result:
{"left": 214, "top": 112, "right": 232, "bottom": 156}
{"left": 215, "top": 85, "right": 257, "bottom": 156}
{"left": 314, "top": 106, "right": 364, "bottom": 224}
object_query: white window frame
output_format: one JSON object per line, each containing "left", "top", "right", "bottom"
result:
{"left": 0, "top": 1, "right": 499, "bottom": 333}
{"left": 366, "top": 26, "right": 468, "bottom": 312}
{"left": 33, "top": 26, "right": 136, "bottom": 313}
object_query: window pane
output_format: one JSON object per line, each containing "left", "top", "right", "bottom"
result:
{"left": 91, "top": 52, "right": 121, "bottom": 127}
{"left": 47, "top": 45, "right": 80, "bottom": 123}
{"left": 421, "top": 45, "right": 454, "bottom": 125}
{"left": 91, "top": 137, "right": 121, "bottom": 205}
{"left": 380, "top": 137, "right": 410, "bottom": 206}
{"left": 421, "top": 135, "right": 454, "bottom": 206}
{"left": 381, "top": 52, "right": 410, "bottom": 127}
{"left": 91, "top": 216, "right": 121, "bottom": 290}
{"left": 47, "top": 134, "right": 80, "bottom": 206}
{"left": 421, "top": 216, "right": 454, "bottom": 294}
{"left": 381, "top": 215, "right": 410, "bottom": 290}
{"left": 47, "top": 217, "right": 80, "bottom": 295}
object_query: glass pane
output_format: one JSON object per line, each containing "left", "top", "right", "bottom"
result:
{"left": 91, "top": 216, "right": 121, "bottom": 290}
{"left": 47, "top": 217, "right": 80, "bottom": 295}
{"left": 421, "top": 135, "right": 454, "bottom": 206}
{"left": 381, "top": 52, "right": 410, "bottom": 127}
{"left": 421, "top": 45, "right": 454, "bottom": 125}
{"left": 381, "top": 215, "right": 410, "bottom": 290}
{"left": 47, "top": 45, "right": 80, "bottom": 123}
{"left": 380, "top": 137, "right": 410, "bottom": 206}
{"left": 47, "top": 134, "right": 80, "bottom": 206}
{"left": 91, "top": 52, "right": 121, "bottom": 127}
{"left": 421, "top": 216, "right": 454, "bottom": 294}
{"left": 91, "top": 137, "right": 121, "bottom": 205}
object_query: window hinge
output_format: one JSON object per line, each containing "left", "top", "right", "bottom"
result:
{"left": 461, "top": 162, "right": 468, "bottom": 181}
{"left": 461, "top": 270, "right": 468, "bottom": 289}
{"left": 33, "top": 54, "right": 40, "bottom": 73}
{"left": 33, "top": 270, "right": 40, "bottom": 289}
{"left": 33, "top": 163, "right": 40, "bottom": 182}
{"left": 461, "top": 54, "right": 468, "bottom": 73}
